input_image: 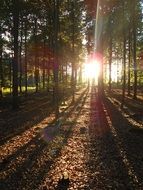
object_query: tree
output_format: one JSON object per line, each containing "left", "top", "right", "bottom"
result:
{"left": 12, "top": 0, "right": 19, "bottom": 109}
{"left": 132, "top": 0, "right": 137, "bottom": 99}
{"left": 53, "top": 0, "right": 60, "bottom": 118}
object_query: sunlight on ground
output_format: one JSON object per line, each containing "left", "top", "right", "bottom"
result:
{"left": 103, "top": 103, "right": 140, "bottom": 186}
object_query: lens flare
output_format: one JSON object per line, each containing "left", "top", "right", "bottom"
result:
{"left": 84, "top": 61, "right": 100, "bottom": 80}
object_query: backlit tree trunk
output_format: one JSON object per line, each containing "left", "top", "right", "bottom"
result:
{"left": 34, "top": 18, "right": 39, "bottom": 93}
{"left": 19, "top": 18, "right": 23, "bottom": 94}
{"left": 53, "top": 0, "right": 60, "bottom": 118}
{"left": 0, "top": 42, "right": 3, "bottom": 98}
{"left": 127, "top": 31, "right": 131, "bottom": 96}
{"left": 12, "top": 0, "right": 19, "bottom": 109}
{"left": 108, "top": 34, "right": 112, "bottom": 93}
{"left": 24, "top": 18, "right": 28, "bottom": 95}
{"left": 132, "top": 0, "right": 137, "bottom": 99}
{"left": 71, "top": 0, "right": 76, "bottom": 103}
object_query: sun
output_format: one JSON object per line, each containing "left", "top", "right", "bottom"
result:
{"left": 83, "top": 60, "right": 100, "bottom": 82}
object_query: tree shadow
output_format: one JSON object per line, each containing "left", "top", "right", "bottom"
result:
{"left": 1, "top": 88, "right": 89, "bottom": 190}
{"left": 0, "top": 103, "right": 54, "bottom": 145}
{"left": 55, "top": 178, "right": 70, "bottom": 190}
{"left": 87, "top": 87, "right": 142, "bottom": 189}
{"left": 0, "top": 135, "right": 40, "bottom": 171}
{"left": 0, "top": 88, "right": 88, "bottom": 146}
{"left": 103, "top": 97, "right": 143, "bottom": 185}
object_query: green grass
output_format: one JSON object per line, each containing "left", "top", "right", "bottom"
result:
{"left": 2, "top": 86, "right": 36, "bottom": 95}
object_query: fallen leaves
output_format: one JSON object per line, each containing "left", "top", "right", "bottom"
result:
{"left": 1, "top": 87, "right": 143, "bottom": 189}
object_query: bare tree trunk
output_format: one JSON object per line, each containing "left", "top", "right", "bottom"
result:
{"left": 121, "top": 34, "right": 126, "bottom": 109}
{"left": 43, "top": 39, "right": 46, "bottom": 89}
{"left": 108, "top": 35, "right": 112, "bottom": 93}
{"left": 127, "top": 32, "right": 131, "bottom": 96}
{"left": 47, "top": 11, "right": 52, "bottom": 93}
{"left": 78, "top": 65, "right": 82, "bottom": 84}
{"left": 71, "top": 0, "right": 75, "bottom": 103}
{"left": 9, "top": 53, "right": 13, "bottom": 95}
{"left": 24, "top": 18, "right": 28, "bottom": 95}
{"left": 12, "top": 0, "right": 19, "bottom": 109}
{"left": 19, "top": 18, "right": 23, "bottom": 94}
{"left": 115, "top": 51, "right": 119, "bottom": 87}
{"left": 97, "top": 38, "right": 104, "bottom": 98}
{"left": 53, "top": 0, "right": 60, "bottom": 118}
{"left": 47, "top": 53, "right": 50, "bottom": 92}
{"left": 34, "top": 18, "right": 39, "bottom": 93}
{"left": 65, "top": 63, "right": 68, "bottom": 86}
{"left": 120, "top": 1, "right": 127, "bottom": 109}
{"left": 61, "top": 64, "right": 64, "bottom": 82}
{"left": 0, "top": 42, "right": 3, "bottom": 98}
{"left": 132, "top": 1, "right": 137, "bottom": 99}
{"left": 71, "top": 65, "right": 75, "bottom": 102}
{"left": 95, "top": 0, "right": 104, "bottom": 98}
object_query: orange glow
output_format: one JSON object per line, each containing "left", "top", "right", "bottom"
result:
{"left": 84, "top": 61, "right": 100, "bottom": 80}
{"left": 83, "top": 52, "right": 102, "bottom": 82}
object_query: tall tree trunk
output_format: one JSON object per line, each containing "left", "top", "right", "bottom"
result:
{"left": 71, "top": 0, "right": 75, "bottom": 103}
{"left": 12, "top": 0, "right": 19, "bottom": 109}
{"left": 53, "top": 0, "right": 60, "bottom": 118}
{"left": 9, "top": 53, "right": 12, "bottom": 95}
{"left": 0, "top": 25, "right": 2, "bottom": 97}
{"left": 43, "top": 39, "right": 46, "bottom": 89}
{"left": 133, "top": 0, "right": 137, "bottom": 99}
{"left": 24, "top": 18, "right": 28, "bottom": 95}
{"left": 96, "top": 0, "right": 104, "bottom": 98}
{"left": 121, "top": 34, "right": 126, "bottom": 109}
{"left": 75, "top": 66, "right": 77, "bottom": 88}
{"left": 97, "top": 38, "right": 104, "bottom": 98}
{"left": 108, "top": 35, "right": 112, "bottom": 93}
{"left": 34, "top": 18, "right": 39, "bottom": 93}
{"left": 0, "top": 42, "right": 3, "bottom": 98}
{"left": 47, "top": 11, "right": 52, "bottom": 93}
{"left": 65, "top": 63, "right": 68, "bottom": 86}
{"left": 47, "top": 52, "right": 50, "bottom": 92}
{"left": 78, "top": 65, "right": 82, "bottom": 84}
{"left": 19, "top": 18, "right": 23, "bottom": 94}
{"left": 127, "top": 32, "right": 131, "bottom": 96}
{"left": 115, "top": 51, "right": 119, "bottom": 87}
{"left": 121, "top": 1, "right": 127, "bottom": 109}
{"left": 61, "top": 64, "right": 64, "bottom": 82}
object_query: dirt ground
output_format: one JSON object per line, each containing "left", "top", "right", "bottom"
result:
{"left": 0, "top": 86, "right": 143, "bottom": 190}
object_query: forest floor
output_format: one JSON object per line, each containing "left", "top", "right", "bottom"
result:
{"left": 0, "top": 86, "right": 143, "bottom": 190}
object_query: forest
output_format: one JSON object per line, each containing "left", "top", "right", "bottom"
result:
{"left": 0, "top": 0, "right": 143, "bottom": 189}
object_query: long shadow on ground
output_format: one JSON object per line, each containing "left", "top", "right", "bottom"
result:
{"left": 0, "top": 88, "right": 89, "bottom": 190}
{"left": 0, "top": 89, "right": 80, "bottom": 145}
{"left": 86, "top": 87, "right": 143, "bottom": 189}
{"left": 103, "top": 96, "right": 143, "bottom": 187}
{"left": 0, "top": 102, "right": 53, "bottom": 145}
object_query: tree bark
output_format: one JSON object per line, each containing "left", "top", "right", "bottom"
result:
{"left": 121, "top": 33, "right": 126, "bottom": 109}
{"left": 108, "top": 34, "right": 112, "bottom": 93}
{"left": 127, "top": 32, "right": 131, "bottom": 96}
{"left": 71, "top": 0, "right": 75, "bottom": 103}
{"left": 24, "top": 18, "right": 28, "bottom": 95}
{"left": 12, "top": 0, "right": 19, "bottom": 109}
{"left": 0, "top": 42, "right": 3, "bottom": 98}
{"left": 79, "top": 65, "right": 82, "bottom": 84}
{"left": 43, "top": 39, "right": 46, "bottom": 89}
{"left": 53, "top": 0, "right": 60, "bottom": 118}
{"left": 34, "top": 18, "right": 39, "bottom": 93}
{"left": 120, "top": 1, "right": 127, "bottom": 109}
{"left": 132, "top": 1, "right": 137, "bottom": 99}
{"left": 95, "top": 0, "right": 104, "bottom": 98}
{"left": 19, "top": 18, "right": 23, "bottom": 94}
